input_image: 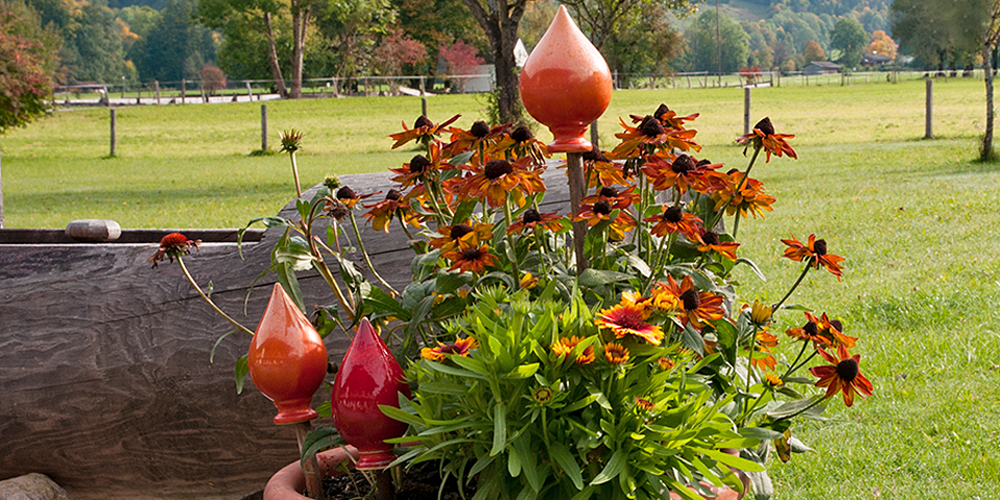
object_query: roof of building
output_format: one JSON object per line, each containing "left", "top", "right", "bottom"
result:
{"left": 806, "top": 61, "right": 842, "bottom": 69}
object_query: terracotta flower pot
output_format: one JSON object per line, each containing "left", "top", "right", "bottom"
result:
{"left": 263, "top": 446, "right": 359, "bottom": 500}
{"left": 262, "top": 445, "right": 749, "bottom": 500}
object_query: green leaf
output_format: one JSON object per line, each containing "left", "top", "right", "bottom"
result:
{"left": 234, "top": 355, "right": 249, "bottom": 394}
{"left": 738, "top": 427, "right": 784, "bottom": 441}
{"left": 451, "top": 199, "right": 478, "bottom": 224}
{"left": 300, "top": 427, "right": 343, "bottom": 468}
{"left": 378, "top": 404, "right": 423, "bottom": 427}
{"left": 451, "top": 150, "right": 475, "bottom": 166}
{"left": 766, "top": 395, "right": 826, "bottom": 419}
{"left": 490, "top": 402, "right": 506, "bottom": 456}
{"left": 469, "top": 453, "right": 497, "bottom": 476}
{"left": 450, "top": 355, "right": 490, "bottom": 375}
{"left": 700, "top": 449, "right": 765, "bottom": 472}
{"left": 578, "top": 268, "right": 632, "bottom": 287}
{"left": 590, "top": 450, "right": 625, "bottom": 485}
{"left": 735, "top": 257, "right": 767, "bottom": 282}
{"left": 209, "top": 329, "right": 238, "bottom": 363}
{"left": 513, "top": 434, "right": 540, "bottom": 492}
{"left": 425, "top": 359, "right": 487, "bottom": 380}
{"left": 275, "top": 262, "right": 307, "bottom": 313}
{"left": 679, "top": 322, "right": 705, "bottom": 356}
{"left": 508, "top": 447, "right": 522, "bottom": 476}
{"left": 746, "top": 470, "right": 774, "bottom": 500}
{"left": 569, "top": 486, "right": 595, "bottom": 500}
{"left": 663, "top": 477, "right": 703, "bottom": 500}
{"left": 624, "top": 254, "right": 652, "bottom": 278}
{"left": 436, "top": 271, "right": 475, "bottom": 295}
{"left": 508, "top": 363, "right": 539, "bottom": 379}
{"left": 549, "top": 442, "right": 584, "bottom": 490}
{"left": 361, "top": 283, "right": 410, "bottom": 320}
{"left": 561, "top": 394, "right": 600, "bottom": 413}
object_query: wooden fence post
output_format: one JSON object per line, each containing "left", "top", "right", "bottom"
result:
{"left": 246, "top": 81, "right": 253, "bottom": 101}
{"left": 925, "top": 79, "right": 933, "bottom": 139}
{"left": 110, "top": 109, "right": 117, "bottom": 157}
{"left": 743, "top": 87, "right": 751, "bottom": 135}
{"left": 261, "top": 104, "right": 268, "bottom": 152}
{"left": 420, "top": 77, "right": 427, "bottom": 117}
{"left": 155, "top": 81, "right": 161, "bottom": 105}
{"left": 181, "top": 79, "right": 186, "bottom": 104}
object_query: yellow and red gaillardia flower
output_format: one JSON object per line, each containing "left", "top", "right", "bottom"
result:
{"left": 506, "top": 208, "right": 565, "bottom": 235}
{"left": 765, "top": 373, "right": 783, "bottom": 386}
{"left": 711, "top": 171, "right": 776, "bottom": 219}
{"left": 362, "top": 189, "right": 421, "bottom": 233}
{"left": 641, "top": 154, "right": 721, "bottom": 195}
{"left": 735, "top": 117, "right": 797, "bottom": 162}
{"left": 694, "top": 230, "right": 740, "bottom": 261}
{"left": 635, "top": 397, "right": 655, "bottom": 410}
{"left": 389, "top": 114, "right": 460, "bottom": 149}
{"left": 645, "top": 205, "right": 704, "bottom": 240}
{"left": 428, "top": 221, "right": 493, "bottom": 254}
{"left": 550, "top": 335, "right": 595, "bottom": 365}
{"left": 442, "top": 244, "right": 497, "bottom": 274}
{"left": 809, "top": 344, "right": 873, "bottom": 407}
{"left": 782, "top": 234, "right": 846, "bottom": 280}
{"left": 603, "top": 342, "right": 630, "bottom": 364}
{"left": 594, "top": 302, "right": 664, "bottom": 345}
{"left": 449, "top": 156, "right": 545, "bottom": 208}
{"left": 660, "top": 275, "right": 726, "bottom": 332}
{"left": 421, "top": 336, "right": 479, "bottom": 362}
{"left": 148, "top": 232, "right": 200, "bottom": 268}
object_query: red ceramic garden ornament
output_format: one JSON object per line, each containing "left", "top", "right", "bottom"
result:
{"left": 519, "top": 5, "right": 613, "bottom": 153}
{"left": 248, "top": 283, "right": 329, "bottom": 425}
{"left": 332, "top": 318, "right": 411, "bottom": 470}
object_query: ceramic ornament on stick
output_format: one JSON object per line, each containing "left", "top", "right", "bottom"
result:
{"left": 519, "top": 4, "right": 613, "bottom": 153}
{"left": 248, "top": 283, "right": 329, "bottom": 425}
{"left": 332, "top": 318, "right": 411, "bottom": 470}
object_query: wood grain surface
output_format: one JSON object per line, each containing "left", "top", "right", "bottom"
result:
{"left": 0, "top": 168, "right": 574, "bottom": 500}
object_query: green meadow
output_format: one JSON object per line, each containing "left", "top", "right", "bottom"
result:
{"left": 4, "top": 77, "right": 1000, "bottom": 498}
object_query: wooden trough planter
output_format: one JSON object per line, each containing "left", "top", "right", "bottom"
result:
{"left": 0, "top": 170, "right": 574, "bottom": 500}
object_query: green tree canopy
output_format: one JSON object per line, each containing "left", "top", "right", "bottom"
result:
{"left": 679, "top": 8, "right": 750, "bottom": 74}
{"left": 829, "top": 16, "right": 867, "bottom": 68}
{"left": 1, "top": 0, "right": 58, "bottom": 132}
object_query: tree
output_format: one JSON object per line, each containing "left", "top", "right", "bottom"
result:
{"left": 391, "top": 0, "right": 484, "bottom": 72}
{"left": 313, "top": 0, "right": 394, "bottom": 93}
{"left": 439, "top": 38, "right": 483, "bottom": 91}
{"left": 829, "top": 17, "right": 867, "bottom": 68}
{"left": 134, "top": 0, "right": 216, "bottom": 83}
{"left": 803, "top": 39, "right": 826, "bottom": 62}
{"left": 679, "top": 9, "right": 750, "bottom": 74}
{"left": 1, "top": 0, "right": 59, "bottom": 227}
{"left": 461, "top": 0, "right": 528, "bottom": 124}
{"left": 561, "top": 0, "right": 692, "bottom": 52}
{"left": 602, "top": 2, "right": 683, "bottom": 76}
{"left": 196, "top": 0, "right": 288, "bottom": 96}
{"left": 891, "top": 0, "right": 952, "bottom": 70}
{"left": 866, "top": 29, "right": 897, "bottom": 60}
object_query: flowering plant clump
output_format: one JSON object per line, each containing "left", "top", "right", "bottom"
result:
{"left": 153, "top": 105, "right": 873, "bottom": 499}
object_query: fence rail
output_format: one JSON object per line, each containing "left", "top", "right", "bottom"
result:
{"left": 54, "top": 68, "right": 994, "bottom": 107}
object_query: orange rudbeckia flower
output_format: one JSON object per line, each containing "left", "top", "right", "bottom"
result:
{"left": 782, "top": 234, "right": 846, "bottom": 280}
{"left": 594, "top": 302, "right": 664, "bottom": 345}
{"left": 809, "top": 344, "right": 873, "bottom": 407}
{"left": 389, "top": 114, "right": 460, "bottom": 149}
{"left": 660, "top": 275, "right": 725, "bottom": 332}
{"left": 735, "top": 117, "right": 797, "bottom": 162}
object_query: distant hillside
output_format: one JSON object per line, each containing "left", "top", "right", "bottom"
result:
{"left": 107, "top": 0, "right": 166, "bottom": 10}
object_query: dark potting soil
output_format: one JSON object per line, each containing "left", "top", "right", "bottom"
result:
{"left": 323, "top": 461, "right": 476, "bottom": 500}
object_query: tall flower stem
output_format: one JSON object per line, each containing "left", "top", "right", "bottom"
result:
{"left": 177, "top": 257, "right": 255, "bottom": 336}
{"left": 772, "top": 262, "right": 812, "bottom": 312}
{"left": 290, "top": 152, "right": 303, "bottom": 199}
{"left": 731, "top": 146, "right": 761, "bottom": 239}
{"left": 503, "top": 195, "right": 521, "bottom": 278}
{"left": 348, "top": 212, "right": 400, "bottom": 297}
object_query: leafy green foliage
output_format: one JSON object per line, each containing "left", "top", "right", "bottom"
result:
{"left": 829, "top": 17, "right": 868, "bottom": 69}
{"left": 0, "top": 0, "right": 57, "bottom": 133}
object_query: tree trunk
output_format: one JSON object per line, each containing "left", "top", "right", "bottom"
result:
{"left": 290, "top": 1, "right": 310, "bottom": 99}
{"left": 1, "top": 147, "right": 5, "bottom": 229}
{"left": 264, "top": 12, "right": 289, "bottom": 98}
{"left": 463, "top": 0, "right": 527, "bottom": 125}
{"left": 984, "top": 43, "right": 995, "bottom": 160}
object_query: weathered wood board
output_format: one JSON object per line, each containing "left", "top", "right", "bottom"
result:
{"left": 0, "top": 168, "right": 574, "bottom": 500}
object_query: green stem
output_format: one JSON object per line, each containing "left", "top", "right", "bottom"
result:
{"left": 290, "top": 153, "right": 303, "bottom": 199}
{"left": 349, "top": 212, "right": 400, "bottom": 297}
{"left": 503, "top": 194, "right": 520, "bottom": 277}
{"left": 785, "top": 350, "right": 819, "bottom": 379}
{"left": 781, "top": 340, "right": 811, "bottom": 380}
{"left": 177, "top": 257, "right": 254, "bottom": 335}
{"left": 772, "top": 262, "right": 812, "bottom": 312}
{"left": 730, "top": 147, "right": 762, "bottom": 239}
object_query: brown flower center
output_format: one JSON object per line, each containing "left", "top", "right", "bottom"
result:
{"left": 835, "top": 358, "right": 859, "bottom": 382}
{"left": 755, "top": 117, "right": 775, "bottom": 136}
{"left": 829, "top": 319, "right": 843, "bottom": 332}
{"left": 664, "top": 206, "right": 684, "bottom": 223}
{"left": 462, "top": 247, "right": 482, "bottom": 260}
{"left": 680, "top": 289, "right": 700, "bottom": 311}
{"left": 511, "top": 125, "right": 534, "bottom": 143}
{"left": 414, "top": 115, "right": 434, "bottom": 129}
{"left": 639, "top": 115, "right": 665, "bottom": 137}
{"left": 386, "top": 189, "right": 403, "bottom": 201}
{"left": 599, "top": 187, "right": 619, "bottom": 198}
{"left": 439, "top": 343, "right": 462, "bottom": 355}
{"left": 813, "top": 239, "right": 828, "bottom": 256}
{"left": 523, "top": 209, "right": 541, "bottom": 224}
{"left": 484, "top": 159, "right": 512, "bottom": 179}
{"left": 701, "top": 231, "right": 720, "bottom": 246}
{"left": 336, "top": 186, "right": 357, "bottom": 200}
{"left": 803, "top": 321, "right": 819, "bottom": 337}
{"left": 653, "top": 103, "right": 670, "bottom": 120}
{"left": 450, "top": 224, "right": 473, "bottom": 239}
{"left": 593, "top": 200, "right": 612, "bottom": 215}
{"left": 409, "top": 155, "right": 431, "bottom": 174}
{"left": 471, "top": 120, "right": 490, "bottom": 138}
{"left": 671, "top": 155, "right": 696, "bottom": 174}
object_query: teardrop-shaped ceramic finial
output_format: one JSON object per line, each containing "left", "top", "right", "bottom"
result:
{"left": 519, "top": 4, "right": 613, "bottom": 153}
{"left": 331, "top": 318, "right": 411, "bottom": 470}
{"left": 248, "top": 283, "right": 329, "bottom": 425}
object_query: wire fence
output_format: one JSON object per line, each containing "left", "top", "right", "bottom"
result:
{"left": 54, "top": 68, "right": 994, "bottom": 107}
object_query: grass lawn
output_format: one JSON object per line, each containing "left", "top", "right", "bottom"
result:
{"left": 3, "top": 77, "right": 1000, "bottom": 498}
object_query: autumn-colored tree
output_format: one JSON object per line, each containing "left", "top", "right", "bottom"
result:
{"left": 866, "top": 30, "right": 897, "bottom": 60}
{"left": 201, "top": 65, "right": 226, "bottom": 94}
{"left": 803, "top": 39, "right": 825, "bottom": 63}
{"left": 439, "top": 39, "right": 484, "bottom": 92}
{"left": 372, "top": 29, "right": 427, "bottom": 75}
